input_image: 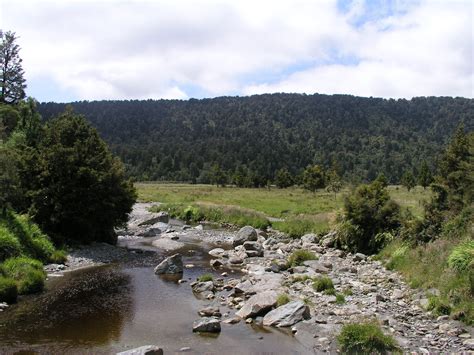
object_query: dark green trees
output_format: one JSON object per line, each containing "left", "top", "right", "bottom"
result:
{"left": 417, "top": 161, "right": 433, "bottom": 189}
{"left": 275, "top": 168, "right": 293, "bottom": 188}
{"left": 0, "top": 31, "right": 26, "bottom": 104}
{"left": 303, "top": 165, "right": 325, "bottom": 192}
{"left": 30, "top": 109, "right": 136, "bottom": 244}
{"left": 401, "top": 170, "right": 416, "bottom": 191}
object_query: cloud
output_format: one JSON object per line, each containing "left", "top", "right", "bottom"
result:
{"left": 1, "top": 0, "right": 472, "bottom": 101}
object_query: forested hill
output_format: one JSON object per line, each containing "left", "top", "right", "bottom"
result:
{"left": 37, "top": 94, "right": 473, "bottom": 184}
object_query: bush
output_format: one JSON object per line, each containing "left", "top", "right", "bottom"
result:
{"left": 313, "top": 276, "right": 334, "bottom": 292}
{"left": 49, "top": 249, "right": 67, "bottom": 264}
{"left": 0, "top": 226, "right": 21, "bottom": 261}
{"left": 197, "top": 273, "right": 213, "bottom": 282}
{"left": 336, "top": 293, "right": 346, "bottom": 304}
{"left": 337, "top": 322, "right": 398, "bottom": 353}
{"left": 0, "top": 276, "right": 17, "bottom": 303}
{"left": 276, "top": 293, "right": 290, "bottom": 307}
{"left": 2, "top": 257, "right": 46, "bottom": 294}
{"left": 287, "top": 249, "right": 317, "bottom": 267}
{"left": 448, "top": 240, "right": 474, "bottom": 272}
{"left": 427, "top": 295, "right": 452, "bottom": 316}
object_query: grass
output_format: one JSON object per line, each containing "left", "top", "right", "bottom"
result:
{"left": 337, "top": 321, "right": 399, "bottom": 353}
{"left": 0, "top": 276, "right": 17, "bottom": 303}
{"left": 197, "top": 273, "right": 214, "bottom": 282}
{"left": 276, "top": 293, "right": 290, "bottom": 307}
{"left": 287, "top": 249, "right": 318, "bottom": 267}
{"left": 1, "top": 256, "right": 46, "bottom": 294}
{"left": 336, "top": 293, "right": 346, "bottom": 304}
{"left": 312, "top": 276, "right": 334, "bottom": 292}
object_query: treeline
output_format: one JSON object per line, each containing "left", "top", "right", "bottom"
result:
{"left": 37, "top": 94, "right": 473, "bottom": 184}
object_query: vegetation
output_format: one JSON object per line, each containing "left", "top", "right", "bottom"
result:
{"left": 312, "top": 276, "right": 334, "bottom": 292}
{"left": 1, "top": 256, "right": 46, "bottom": 294}
{"left": 0, "top": 31, "right": 26, "bottom": 104}
{"left": 335, "top": 293, "right": 346, "bottom": 304}
{"left": 287, "top": 249, "right": 317, "bottom": 267}
{"left": 276, "top": 293, "right": 290, "bottom": 307}
{"left": 0, "top": 276, "right": 17, "bottom": 303}
{"left": 337, "top": 321, "right": 398, "bottom": 354}
{"left": 197, "top": 273, "right": 213, "bottom": 282}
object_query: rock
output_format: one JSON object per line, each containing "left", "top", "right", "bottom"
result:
{"left": 463, "top": 338, "right": 474, "bottom": 349}
{"left": 116, "top": 345, "right": 163, "bottom": 355}
{"left": 192, "top": 281, "right": 214, "bottom": 293}
{"left": 151, "top": 238, "right": 185, "bottom": 251}
{"left": 198, "top": 306, "right": 221, "bottom": 317}
{"left": 246, "top": 318, "right": 253, "bottom": 324}
{"left": 392, "top": 289, "right": 404, "bottom": 299}
{"left": 353, "top": 253, "right": 366, "bottom": 262}
{"left": 138, "top": 228, "right": 161, "bottom": 237}
{"left": 243, "top": 241, "right": 263, "bottom": 257}
{"left": 262, "top": 301, "right": 311, "bottom": 327}
{"left": 154, "top": 254, "right": 183, "bottom": 274}
{"left": 209, "top": 248, "right": 226, "bottom": 257}
{"left": 301, "top": 233, "right": 318, "bottom": 244}
{"left": 234, "top": 280, "right": 254, "bottom": 295}
{"left": 233, "top": 226, "right": 258, "bottom": 247}
{"left": 229, "top": 256, "right": 244, "bottom": 264}
{"left": 192, "top": 317, "right": 221, "bottom": 333}
{"left": 320, "top": 231, "right": 336, "bottom": 248}
{"left": 236, "top": 291, "right": 278, "bottom": 318}
{"left": 303, "top": 260, "right": 329, "bottom": 274}
{"left": 138, "top": 212, "right": 169, "bottom": 226}
{"left": 223, "top": 317, "right": 241, "bottom": 324}
{"left": 210, "top": 259, "right": 224, "bottom": 268}
{"left": 194, "top": 224, "right": 204, "bottom": 231}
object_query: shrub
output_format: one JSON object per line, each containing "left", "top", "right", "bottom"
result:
{"left": 427, "top": 295, "right": 452, "bottom": 316}
{"left": 0, "top": 276, "right": 17, "bottom": 303}
{"left": 313, "top": 276, "right": 334, "bottom": 292}
{"left": 0, "top": 226, "right": 21, "bottom": 261}
{"left": 276, "top": 293, "right": 290, "bottom": 307}
{"left": 49, "top": 249, "right": 67, "bottom": 264}
{"left": 448, "top": 240, "right": 474, "bottom": 272}
{"left": 337, "top": 322, "right": 398, "bottom": 353}
{"left": 287, "top": 249, "right": 317, "bottom": 267}
{"left": 197, "top": 273, "right": 213, "bottom": 282}
{"left": 336, "top": 293, "right": 346, "bottom": 304}
{"left": 2, "top": 257, "right": 46, "bottom": 294}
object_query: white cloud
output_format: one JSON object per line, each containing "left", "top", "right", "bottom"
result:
{"left": 0, "top": 0, "right": 472, "bottom": 101}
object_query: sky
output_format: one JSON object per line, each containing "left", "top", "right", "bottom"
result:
{"left": 0, "top": 0, "right": 472, "bottom": 102}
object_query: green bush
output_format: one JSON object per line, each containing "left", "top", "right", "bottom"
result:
{"left": 287, "top": 249, "right": 317, "bottom": 267}
{"left": 0, "top": 226, "right": 21, "bottom": 261}
{"left": 2, "top": 257, "right": 46, "bottom": 294}
{"left": 336, "top": 293, "right": 346, "bottom": 304}
{"left": 337, "top": 322, "right": 398, "bottom": 353}
{"left": 427, "top": 295, "right": 452, "bottom": 316}
{"left": 313, "top": 276, "right": 334, "bottom": 292}
{"left": 197, "top": 273, "right": 213, "bottom": 282}
{"left": 49, "top": 249, "right": 67, "bottom": 264}
{"left": 0, "top": 276, "right": 17, "bottom": 303}
{"left": 276, "top": 293, "right": 290, "bottom": 307}
{"left": 448, "top": 240, "right": 474, "bottom": 272}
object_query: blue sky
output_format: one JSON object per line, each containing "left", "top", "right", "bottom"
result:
{"left": 1, "top": 0, "right": 472, "bottom": 102}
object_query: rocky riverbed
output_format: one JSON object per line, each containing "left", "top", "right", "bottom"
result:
{"left": 36, "top": 203, "right": 473, "bottom": 353}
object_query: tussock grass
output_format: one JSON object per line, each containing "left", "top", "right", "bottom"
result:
{"left": 276, "top": 293, "right": 290, "bottom": 307}
{"left": 313, "top": 276, "right": 335, "bottom": 292}
{"left": 337, "top": 321, "right": 398, "bottom": 353}
{"left": 1, "top": 256, "right": 46, "bottom": 294}
{"left": 197, "top": 273, "right": 213, "bottom": 282}
{"left": 287, "top": 249, "right": 317, "bottom": 267}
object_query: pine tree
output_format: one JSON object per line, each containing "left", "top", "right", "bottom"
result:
{"left": 0, "top": 31, "right": 26, "bottom": 104}
{"left": 417, "top": 161, "right": 433, "bottom": 189}
{"left": 401, "top": 170, "right": 416, "bottom": 191}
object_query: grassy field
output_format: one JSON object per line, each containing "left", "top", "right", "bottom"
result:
{"left": 136, "top": 183, "right": 431, "bottom": 235}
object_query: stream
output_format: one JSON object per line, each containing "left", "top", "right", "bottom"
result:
{"left": 0, "top": 222, "right": 310, "bottom": 354}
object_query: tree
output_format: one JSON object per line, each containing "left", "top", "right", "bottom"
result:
{"left": 417, "top": 161, "right": 433, "bottom": 189}
{"left": 401, "top": 170, "right": 416, "bottom": 191}
{"left": 0, "top": 31, "right": 26, "bottom": 104}
{"left": 326, "top": 169, "right": 342, "bottom": 199}
{"left": 275, "top": 167, "right": 293, "bottom": 188}
{"left": 210, "top": 163, "right": 227, "bottom": 187}
{"left": 374, "top": 173, "right": 388, "bottom": 188}
{"left": 29, "top": 109, "right": 136, "bottom": 244}
{"left": 302, "top": 165, "right": 325, "bottom": 192}
{"left": 0, "top": 145, "right": 22, "bottom": 214}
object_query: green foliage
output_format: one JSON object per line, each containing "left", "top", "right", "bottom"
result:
{"left": 312, "top": 276, "right": 334, "bottom": 292}
{"left": 49, "top": 249, "right": 67, "bottom": 264}
{"left": 275, "top": 167, "right": 293, "bottom": 188}
{"left": 0, "top": 31, "right": 26, "bottom": 104}
{"left": 0, "top": 276, "right": 17, "bottom": 303}
{"left": 197, "top": 273, "right": 213, "bottom": 282}
{"left": 336, "top": 293, "right": 346, "bottom": 304}
{"left": 375, "top": 173, "right": 388, "bottom": 188}
{"left": 1, "top": 256, "right": 46, "bottom": 294}
{"left": 0, "top": 225, "right": 21, "bottom": 261}
{"left": 0, "top": 104, "right": 20, "bottom": 139}
{"left": 273, "top": 215, "right": 329, "bottom": 238}
{"left": 401, "top": 170, "right": 416, "bottom": 192}
{"left": 448, "top": 240, "right": 474, "bottom": 272}
{"left": 276, "top": 293, "right": 290, "bottom": 307}
{"left": 417, "top": 161, "right": 433, "bottom": 189}
{"left": 303, "top": 165, "right": 326, "bottom": 192}
{"left": 337, "top": 322, "right": 398, "bottom": 354}
{"left": 29, "top": 109, "right": 136, "bottom": 244}
{"left": 326, "top": 169, "right": 343, "bottom": 199}
{"left": 337, "top": 181, "right": 400, "bottom": 254}
{"left": 427, "top": 295, "right": 452, "bottom": 316}
{"left": 287, "top": 249, "right": 317, "bottom": 267}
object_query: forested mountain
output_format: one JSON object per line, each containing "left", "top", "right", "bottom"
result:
{"left": 37, "top": 94, "right": 473, "bottom": 184}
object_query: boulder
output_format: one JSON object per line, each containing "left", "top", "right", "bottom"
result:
{"left": 192, "top": 281, "right": 214, "bottom": 293}
{"left": 138, "top": 228, "right": 161, "bottom": 237}
{"left": 233, "top": 280, "right": 254, "bottom": 295}
{"left": 192, "top": 317, "right": 221, "bottom": 333}
{"left": 236, "top": 291, "right": 278, "bottom": 318}
{"left": 303, "top": 260, "right": 330, "bottom": 274}
{"left": 353, "top": 253, "right": 366, "bottom": 262}
{"left": 198, "top": 306, "right": 221, "bottom": 317}
{"left": 262, "top": 301, "right": 311, "bottom": 327}
{"left": 208, "top": 248, "right": 226, "bottom": 258}
{"left": 210, "top": 259, "right": 224, "bottom": 268}
{"left": 152, "top": 238, "right": 185, "bottom": 251}
{"left": 301, "top": 233, "right": 318, "bottom": 244}
{"left": 233, "top": 226, "right": 258, "bottom": 247}
{"left": 138, "top": 212, "right": 169, "bottom": 226}
{"left": 243, "top": 241, "right": 263, "bottom": 257}
{"left": 116, "top": 345, "right": 163, "bottom": 355}
{"left": 154, "top": 254, "right": 183, "bottom": 274}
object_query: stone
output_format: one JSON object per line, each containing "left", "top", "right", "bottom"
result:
{"left": 246, "top": 318, "right": 253, "bottom": 324}
{"left": 138, "top": 212, "right": 169, "bottom": 226}
{"left": 233, "top": 226, "right": 258, "bottom": 247}
{"left": 210, "top": 259, "right": 224, "bottom": 268}
{"left": 116, "top": 345, "right": 163, "bottom": 355}
{"left": 234, "top": 280, "right": 254, "bottom": 295}
{"left": 138, "top": 228, "right": 161, "bottom": 237}
{"left": 301, "top": 233, "right": 318, "bottom": 244}
{"left": 223, "top": 317, "right": 241, "bottom": 324}
{"left": 236, "top": 291, "right": 278, "bottom": 318}
{"left": 229, "top": 256, "right": 244, "bottom": 264}
{"left": 198, "top": 306, "right": 221, "bottom": 317}
{"left": 154, "top": 254, "right": 183, "bottom": 274}
{"left": 262, "top": 301, "right": 311, "bottom": 327}
{"left": 392, "top": 289, "right": 404, "bottom": 299}
{"left": 463, "top": 338, "right": 474, "bottom": 349}
{"left": 209, "top": 248, "right": 226, "bottom": 257}
{"left": 151, "top": 238, "right": 185, "bottom": 251}
{"left": 192, "top": 281, "right": 214, "bottom": 293}
{"left": 303, "top": 260, "right": 329, "bottom": 274}
{"left": 192, "top": 317, "right": 221, "bottom": 333}
{"left": 353, "top": 253, "right": 366, "bottom": 262}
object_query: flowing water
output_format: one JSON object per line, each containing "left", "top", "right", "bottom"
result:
{"left": 0, "top": 229, "right": 311, "bottom": 354}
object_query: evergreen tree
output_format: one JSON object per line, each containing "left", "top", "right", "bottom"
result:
{"left": 274, "top": 167, "right": 293, "bottom": 188}
{"left": 0, "top": 31, "right": 26, "bottom": 104}
{"left": 374, "top": 173, "right": 388, "bottom": 188}
{"left": 417, "top": 161, "right": 433, "bottom": 189}
{"left": 302, "top": 165, "right": 326, "bottom": 192}
{"left": 401, "top": 170, "right": 416, "bottom": 191}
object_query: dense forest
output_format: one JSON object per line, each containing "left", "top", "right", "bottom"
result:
{"left": 38, "top": 94, "right": 473, "bottom": 184}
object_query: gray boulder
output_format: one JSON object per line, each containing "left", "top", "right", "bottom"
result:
{"left": 138, "top": 211, "right": 169, "bottom": 226}
{"left": 192, "top": 317, "right": 221, "bottom": 333}
{"left": 192, "top": 281, "right": 214, "bottom": 293}
{"left": 208, "top": 248, "right": 226, "bottom": 257}
{"left": 198, "top": 306, "right": 221, "bottom": 317}
{"left": 138, "top": 228, "right": 161, "bottom": 237}
{"left": 154, "top": 254, "right": 183, "bottom": 274}
{"left": 236, "top": 291, "right": 278, "bottom": 318}
{"left": 116, "top": 345, "right": 163, "bottom": 355}
{"left": 303, "top": 260, "right": 330, "bottom": 274}
{"left": 262, "top": 301, "right": 311, "bottom": 327}
{"left": 233, "top": 226, "right": 258, "bottom": 247}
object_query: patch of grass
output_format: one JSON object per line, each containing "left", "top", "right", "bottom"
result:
{"left": 427, "top": 295, "right": 452, "bottom": 316}
{"left": 312, "top": 276, "right": 334, "bottom": 292}
{"left": 324, "top": 288, "right": 336, "bottom": 296}
{"left": 1, "top": 257, "right": 46, "bottom": 294}
{"left": 0, "top": 226, "right": 22, "bottom": 262}
{"left": 0, "top": 276, "right": 17, "bottom": 303}
{"left": 287, "top": 249, "right": 317, "bottom": 267}
{"left": 273, "top": 215, "right": 330, "bottom": 238}
{"left": 197, "top": 273, "right": 214, "bottom": 282}
{"left": 336, "top": 293, "right": 346, "bottom": 304}
{"left": 337, "top": 321, "right": 398, "bottom": 353}
{"left": 291, "top": 275, "right": 314, "bottom": 283}
{"left": 276, "top": 293, "right": 290, "bottom": 307}
{"left": 49, "top": 249, "right": 68, "bottom": 264}
{"left": 448, "top": 240, "right": 474, "bottom": 272}
{"left": 342, "top": 288, "right": 353, "bottom": 296}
